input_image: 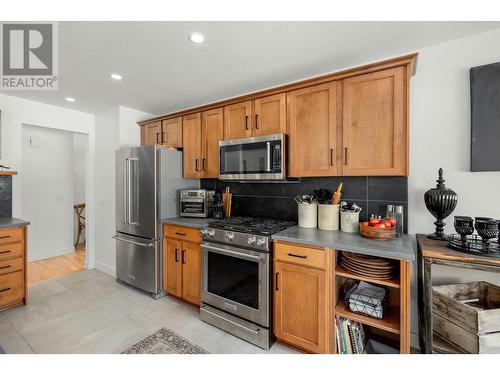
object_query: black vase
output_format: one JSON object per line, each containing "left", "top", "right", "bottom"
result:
{"left": 424, "top": 168, "right": 458, "bottom": 241}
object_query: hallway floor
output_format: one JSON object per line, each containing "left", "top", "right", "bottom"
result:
{"left": 0, "top": 269, "right": 298, "bottom": 354}
{"left": 28, "top": 244, "right": 85, "bottom": 284}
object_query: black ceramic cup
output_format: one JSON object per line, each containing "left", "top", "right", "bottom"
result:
{"left": 454, "top": 216, "right": 474, "bottom": 241}
{"left": 475, "top": 219, "right": 499, "bottom": 244}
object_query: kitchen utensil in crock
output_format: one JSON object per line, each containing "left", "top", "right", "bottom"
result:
{"left": 332, "top": 182, "right": 343, "bottom": 205}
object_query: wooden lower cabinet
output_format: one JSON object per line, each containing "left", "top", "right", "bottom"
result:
{"left": 0, "top": 225, "right": 28, "bottom": 312}
{"left": 273, "top": 242, "right": 333, "bottom": 353}
{"left": 163, "top": 225, "right": 201, "bottom": 306}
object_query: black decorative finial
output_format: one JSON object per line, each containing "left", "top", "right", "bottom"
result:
{"left": 436, "top": 168, "right": 446, "bottom": 188}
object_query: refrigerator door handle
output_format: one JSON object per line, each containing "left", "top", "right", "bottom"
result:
{"left": 127, "top": 157, "right": 139, "bottom": 225}
{"left": 123, "top": 158, "right": 129, "bottom": 224}
{"left": 113, "top": 235, "right": 154, "bottom": 247}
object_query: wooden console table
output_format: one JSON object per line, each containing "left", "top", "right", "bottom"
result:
{"left": 417, "top": 234, "right": 500, "bottom": 353}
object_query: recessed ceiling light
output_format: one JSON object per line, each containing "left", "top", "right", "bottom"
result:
{"left": 189, "top": 33, "right": 205, "bottom": 44}
{"left": 65, "top": 97, "right": 75, "bottom": 102}
{"left": 110, "top": 73, "right": 122, "bottom": 80}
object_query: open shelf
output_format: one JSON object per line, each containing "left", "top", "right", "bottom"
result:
{"left": 335, "top": 265, "right": 400, "bottom": 289}
{"left": 0, "top": 171, "right": 17, "bottom": 175}
{"left": 335, "top": 299, "right": 400, "bottom": 334}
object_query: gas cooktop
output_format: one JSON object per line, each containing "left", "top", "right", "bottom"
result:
{"left": 207, "top": 216, "right": 295, "bottom": 236}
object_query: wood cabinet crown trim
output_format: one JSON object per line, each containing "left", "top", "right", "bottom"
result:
{"left": 138, "top": 53, "right": 418, "bottom": 126}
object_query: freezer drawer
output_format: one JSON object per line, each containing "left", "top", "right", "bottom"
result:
{"left": 114, "top": 233, "right": 160, "bottom": 295}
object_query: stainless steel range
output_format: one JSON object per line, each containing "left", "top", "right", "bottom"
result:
{"left": 199, "top": 217, "right": 295, "bottom": 349}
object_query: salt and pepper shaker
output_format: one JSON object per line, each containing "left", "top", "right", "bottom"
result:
{"left": 386, "top": 204, "right": 395, "bottom": 220}
{"left": 394, "top": 205, "right": 404, "bottom": 237}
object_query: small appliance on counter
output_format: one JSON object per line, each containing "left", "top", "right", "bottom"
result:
{"left": 179, "top": 189, "right": 215, "bottom": 218}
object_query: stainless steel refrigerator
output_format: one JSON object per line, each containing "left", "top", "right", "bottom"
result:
{"left": 114, "top": 145, "right": 196, "bottom": 298}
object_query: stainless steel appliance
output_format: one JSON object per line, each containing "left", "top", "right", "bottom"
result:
{"left": 200, "top": 217, "right": 295, "bottom": 349}
{"left": 114, "top": 145, "right": 196, "bottom": 298}
{"left": 179, "top": 189, "right": 215, "bottom": 218}
{"left": 219, "top": 133, "right": 285, "bottom": 181}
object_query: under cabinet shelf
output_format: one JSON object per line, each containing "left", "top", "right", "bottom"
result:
{"left": 335, "top": 299, "right": 400, "bottom": 334}
{"left": 335, "top": 265, "right": 400, "bottom": 289}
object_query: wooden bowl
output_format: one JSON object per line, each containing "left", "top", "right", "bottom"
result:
{"left": 359, "top": 223, "right": 396, "bottom": 240}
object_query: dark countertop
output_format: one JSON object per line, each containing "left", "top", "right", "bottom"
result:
{"left": 161, "top": 217, "right": 216, "bottom": 228}
{"left": 0, "top": 218, "right": 30, "bottom": 228}
{"left": 272, "top": 226, "right": 415, "bottom": 261}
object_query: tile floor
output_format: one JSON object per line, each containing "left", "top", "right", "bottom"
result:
{"left": 0, "top": 269, "right": 298, "bottom": 354}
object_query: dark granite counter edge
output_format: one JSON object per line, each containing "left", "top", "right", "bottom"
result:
{"left": 0, "top": 218, "right": 30, "bottom": 228}
{"left": 272, "top": 230, "right": 416, "bottom": 262}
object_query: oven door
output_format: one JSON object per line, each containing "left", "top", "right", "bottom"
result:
{"left": 219, "top": 134, "right": 285, "bottom": 180}
{"left": 201, "top": 242, "right": 269, "bottom": 327}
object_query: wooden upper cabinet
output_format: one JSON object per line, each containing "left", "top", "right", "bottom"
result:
{"left": 253, "top": 93, "right": 286, "bottom": 137}
{"left": 141, "top": 121, "right": 162, "bottom": 146}
{"left": 201, "top": 108, "right": 224, "bottom": 178}
{"left": 182, "top": 113, "right": 202, "bottom": 178}
{"left": 288, "top": 82, "right": 340, "bottom": 177}
{"left": 342, "top": 67, "right": 407, "bottom": 176}
{"left": 162, "top": 117, "right": 183, "bottom": 148}
{"left": 223, "top": 101, "right": 252, "bottom": 140}
{"left": 274, "top": 261, "right": 327, "bottom": 353}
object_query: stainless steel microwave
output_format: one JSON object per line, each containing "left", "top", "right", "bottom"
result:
{"left": 219, "top": 133, "right": 285, "bottom": 181}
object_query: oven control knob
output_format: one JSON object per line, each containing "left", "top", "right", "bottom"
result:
{"left": 256, "top": 238, "right": 266, "bottom": 247}
{"left": 208, "top": 229, "right": 215, "bottom": 237}
{"left": 247, "top": 236, "right": 256, "bottom": 245}
{"left": 225, "top": 232, "right": 235, "bottom": 241}
{"left": 200, "top": 228, "right": 208, "bottom": 237}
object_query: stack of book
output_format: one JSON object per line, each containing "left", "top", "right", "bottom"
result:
{"left": 335, "top": 317, "right": 366, "bottom": 354}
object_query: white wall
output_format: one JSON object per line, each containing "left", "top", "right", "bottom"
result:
{"left": 21, "top": 125, "right": 75, "bottom": 261}
{"left": 0, "top": 94, "right": 96, "bottom": 268}
{"left": 73, "top": 133, "right": 87, "bottom": 244}
{"left": 93, "top": 106, "right": 154, "bottom": 276}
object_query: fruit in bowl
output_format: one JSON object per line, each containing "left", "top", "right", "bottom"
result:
{"left": 359, "top": 217, "right": 396, "bottom": 240}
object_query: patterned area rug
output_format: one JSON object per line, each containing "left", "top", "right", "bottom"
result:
{"left": 122, "top": 328, "right": 209, "bottom": 354}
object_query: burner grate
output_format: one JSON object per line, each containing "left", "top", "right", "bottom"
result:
{"left": 208, "top": 216, "right": 295, "bottom": 235}
{"left": 447, "top": 234, "right": 500, "bottom": 258}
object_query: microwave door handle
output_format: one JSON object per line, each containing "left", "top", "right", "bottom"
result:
{"left": 266, "top": 142, "right": 271, "bottom": 172}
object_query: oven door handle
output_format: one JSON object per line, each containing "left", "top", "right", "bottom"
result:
{"left": 201, "top": 244, "right": 261, "bottom": 262}
{"left": 202, "top": 307, "right": 261, "bottom": 336}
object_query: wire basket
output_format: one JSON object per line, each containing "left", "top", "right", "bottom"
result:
{"left": 343, "top": 279, "right": 387, "bottom": 320}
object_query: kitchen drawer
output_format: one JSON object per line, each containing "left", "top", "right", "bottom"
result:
{"left": 0, "top": 271, "right": 24, "bottom": 308}
{"left": 0, "top": 242, "right": 23, "bottom": 261}
{"left": 0, "top": 258, "right": 23, "bottom": 276}
{"left": 0, "top": 227, "right": 23, "bottom": 245}
{"left": 164, "top": 225, "right": 200, "bottom": 243}
{"left": 274, "top": 242, "right": 327, "bottom": 269}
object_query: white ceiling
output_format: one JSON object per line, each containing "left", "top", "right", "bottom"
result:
{"left": 5, "top": 21, "right": 500, "bottom": 115}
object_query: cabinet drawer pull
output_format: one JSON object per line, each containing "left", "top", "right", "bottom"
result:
{"left": 255, "top": 114, "right": 259, "bottom": 129}
{"left": 0, "top": 287, "right": 11, "bottom": 293}
{"left": 175, "top": 249, "right": 180, "bottom": 263}
{"left": 0, "top": 236, "right": 11, "bottom": 239}
{"left": 0, "top": 265, "right": 11, "bottom": 270}
{"left": 275, "top": 272, "right": 279, "bottom": 291}
{"left": 175, "top": 232, "right": 186, "bottom": 236}
{"left": 245, "top": 116, "right": 249, "bottom": 131}
{"left": 182, "top": 250, "right": 186, "bottom": 264}
{"left": 288, "top": 253, "right": 307, "bottom": 259}
{"left": 0, "top": 250, "right": 11, "bottom": 255}
{"left": 344, "top": 147, "right": 348, "bottom": 165}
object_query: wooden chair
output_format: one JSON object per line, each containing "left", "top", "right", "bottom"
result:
{"left": 74, "top": 203, "right": 85, "bottom": 250}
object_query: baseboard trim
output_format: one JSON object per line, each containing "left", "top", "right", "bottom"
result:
{"left": 95, "top": 261, "right": 116, "bottom": 277}
{"left": 28, "top": 246, "right": 75, "bottom": 262}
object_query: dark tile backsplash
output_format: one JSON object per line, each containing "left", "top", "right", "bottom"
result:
{"left": 201, "top": 176, "right": 409, "bottom": 233}
{"left": 0, "top": 175, "right": 13, "bottom": 218}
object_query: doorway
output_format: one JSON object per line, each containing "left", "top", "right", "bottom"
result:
{"left": 21, "top": 124, "right": 89, "bottom": 284}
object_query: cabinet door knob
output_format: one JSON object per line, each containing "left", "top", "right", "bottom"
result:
{"left": 275, "top": 272, "right": 279, "bottom": 291}
{"left": 202, "top": 158, "right": 206, "bottom": 171}
{"left": 255, "top": 114, "right": 259, "bottom": 129}
{"left": 344, "top": 147, "right": 348, "bottom": 165}
{"left": 245, "top": 116, "right": 249, "bottom": 131}
{"left": 175, "top": 249, "right": 180, "bottom": 263}
{"left": 330, "top": 149, "right": 334, "bottom": 166}
{"left": 181, "top": 250, "right": 186, "bottom": 264}
{"left": 195, "top": 159, "right": 199, "bottom": 172}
